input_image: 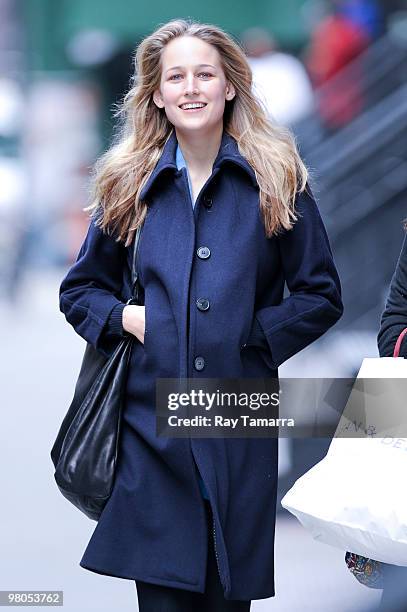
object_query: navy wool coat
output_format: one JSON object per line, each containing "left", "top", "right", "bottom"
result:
{"left": 59, "top": 129, "right": 343, "bottom": 601}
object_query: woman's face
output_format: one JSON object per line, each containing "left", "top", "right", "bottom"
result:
{"left": 153, "top": 35, "right": 235, "bottom": 137}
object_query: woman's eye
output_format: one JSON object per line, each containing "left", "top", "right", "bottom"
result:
{"left": 168, "top": 72, "right": 213, "bottom": 81}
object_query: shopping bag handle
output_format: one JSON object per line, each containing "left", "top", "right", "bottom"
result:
{"left": 393, "top": 328, "right": 407, "bottom": 357}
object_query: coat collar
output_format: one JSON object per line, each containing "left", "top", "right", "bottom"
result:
{"left": 140, "top": 129, "right": 258, "bottom": 200}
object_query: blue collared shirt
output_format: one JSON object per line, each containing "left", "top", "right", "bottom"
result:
{"left": 175, "top": 144, "right": 196, "bottom": 208}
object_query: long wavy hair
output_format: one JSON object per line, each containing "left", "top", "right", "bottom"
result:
{"left": 86, "top": 18, "right": 309, "bottom": 246}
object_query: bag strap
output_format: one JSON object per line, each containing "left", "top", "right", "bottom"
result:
{"left": 130, "top": 223, "right": 144, "bottom": 303}
{"left": 393, "top": 328, "right": 407, "bottom": 357}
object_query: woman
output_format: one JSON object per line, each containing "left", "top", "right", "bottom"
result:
{"left": 377, "top": 231, "right": 407, "bottom": 611}
{"left": 59, "top": 19, "right": 343, "bottom": 611}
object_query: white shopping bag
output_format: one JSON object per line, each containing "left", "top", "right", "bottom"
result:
{"left": 281, "top": 356, "right": 407, "bottom": 565}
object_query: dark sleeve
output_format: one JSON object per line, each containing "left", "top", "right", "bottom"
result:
{"left": 253, "top": 184, "right": 343, "bottom": 368}
{"left": 105, "top": 303, "right": 128, "bottom": 336}
{"left": 377, "top": 234, "right": 407, "bottom": 357}
{"left": 59, "top": 218, "right": 129, "bottom": 357}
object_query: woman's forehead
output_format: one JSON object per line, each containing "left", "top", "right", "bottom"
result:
{"left": 161, "top": 36, "right": 221, "bottom": 69}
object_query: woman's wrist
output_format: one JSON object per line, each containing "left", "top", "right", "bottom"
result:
{"left": 122, "top": 305, "right": 131, "bottom": 334}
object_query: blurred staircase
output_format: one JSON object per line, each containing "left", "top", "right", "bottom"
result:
{"left": 293, "top": 32, "right": 407, "bottom": 330}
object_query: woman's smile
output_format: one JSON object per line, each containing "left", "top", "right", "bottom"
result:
{"left": 179, "top": 102, "right": 208, "bottom": 112}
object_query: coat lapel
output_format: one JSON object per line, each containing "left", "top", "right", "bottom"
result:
{"left": 139, "top": 129, "right": 258, "bottom": 201}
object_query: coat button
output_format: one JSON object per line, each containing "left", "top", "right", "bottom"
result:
{"left": 196, "top": 298, "right": 210, "bottom": 311}
{"left": 197, "top": 246, "right": 211, "bottom": 259}
{"left": 194, "top": 356, "right": 205, "bottom": 371}
{"left": 203, "top": 196, "right": 213, "bottom": 209}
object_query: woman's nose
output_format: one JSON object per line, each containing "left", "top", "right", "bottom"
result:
{"left": 184, "top": 75, "right": 199, "bottom": 96}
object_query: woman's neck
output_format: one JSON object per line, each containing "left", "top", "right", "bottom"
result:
{"left": 175, "top": 125, "right": 223, "bottom": 177}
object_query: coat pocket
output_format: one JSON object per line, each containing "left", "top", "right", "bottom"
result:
{"left": 240, "top": 344, "right": 277, "bottom": 377}
{"left": 240, "top": 318, "right": 276, "bottom": 373}
{"left": 242, "top": 315, "right": 268, "bottom": 351}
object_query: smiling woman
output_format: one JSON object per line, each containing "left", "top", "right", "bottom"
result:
{"left": 58, "top": 17, "right": 343, "bottom": 612}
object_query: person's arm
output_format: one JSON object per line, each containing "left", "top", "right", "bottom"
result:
{"left": 59, "top": 217, "right": 130, "bottom": 357}
{"left": 252, "top": 184, "right": 343, "bottom": 369}
{"left": 377, "top": 234, "right": 407, "bottom": 358}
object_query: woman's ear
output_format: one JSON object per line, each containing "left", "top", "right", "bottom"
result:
{"left": 225, "top": 83, "right": 236, "bottom": 101}
{"left": 153, "top": 89, "right": 164, "bottom": 108}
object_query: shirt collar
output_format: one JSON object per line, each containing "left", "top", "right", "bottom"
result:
{"left": 175, "top": 143, "right": 186, "bottom": 170}
{"left": 140, "top": 129, "right": 258, "bottom": 200}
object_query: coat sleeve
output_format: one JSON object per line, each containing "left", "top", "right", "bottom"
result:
{"left": 254, "top": 184, "right": 343, "bottom": 368}
{"left": 59, "top": 217, "right": 129, "bottom": 357}
{"left": 377, "top": 234, "right": 407, "bottom": 358}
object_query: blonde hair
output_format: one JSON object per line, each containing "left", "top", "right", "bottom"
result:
{"left": 86, "top": 18, "right": 309, "bottom": 246}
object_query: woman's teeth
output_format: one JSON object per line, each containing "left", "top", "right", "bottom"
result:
{"left": 180, "top": 103, "right": 207, "bottom": 110}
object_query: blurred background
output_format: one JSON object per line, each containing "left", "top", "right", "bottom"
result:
{"left": 1, "top": 0, "right": 407, "bottom": 610}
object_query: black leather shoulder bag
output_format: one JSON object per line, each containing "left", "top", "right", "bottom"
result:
{"left": 51, "top": 224, "right": 144, "bottom": 521}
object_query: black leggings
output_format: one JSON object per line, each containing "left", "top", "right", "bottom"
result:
{"left": 135, "top": 500, "right": 251, "bottom": 612}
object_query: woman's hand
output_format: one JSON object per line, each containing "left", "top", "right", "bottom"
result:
{"left": 122, "top": 305, "right": 145, "bottom": 344}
